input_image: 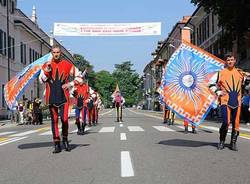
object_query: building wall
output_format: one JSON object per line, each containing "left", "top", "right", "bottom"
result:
{"left": 0, "top": 1, "right": 73, "bottom": 118}
{"left": 186, "top": 6, "right": 250, "bottom": 71}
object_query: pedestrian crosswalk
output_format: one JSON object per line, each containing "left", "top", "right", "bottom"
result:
{"left": 1, "top": 124, "right": 250, "bottom": 146}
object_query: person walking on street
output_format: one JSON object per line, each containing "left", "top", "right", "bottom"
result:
{"left": 39, "top": 45, "right": 81, "bottom": 153}
{"left": 113, "top": 91, "right": 125, "bottom": 122}
{"left": 209, "top": 53, "right": 250, "bottom": 151}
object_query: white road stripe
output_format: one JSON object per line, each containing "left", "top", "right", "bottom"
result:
{"left": 99, "top": 127, "right": 115, "bottom": 133}
{"left": 121, "top": 151, "right": 134, "bottom": 177}
{"left": 120, "top": 124, "right": 124, "bottom": 127}
{"left": 153, "top": 126, "right": 175, "bottom": 132}
{"left": 0, "top": 131, "right": 17, "bottom": 136}
{"left": 39, "top": 130, "right": 52, "bottom": 135}
{"left": 239, "top": 127, "right": 250, "bottom": 132}
{"left": 201, "top": 125, "right": 219, "bottom": 132}
{"left": 70, "top": 127, "right": 90, "bottom": 133}
{"left": 120, "top": 133, "right": 127, "bottom": 140}
{"left": 100, "top": 109, "right": 114, "bottom": 116}
{"left": 127, "top": 126, "right": 144, "bottom": 132}
{"left": 9, "top": 130, "right": 38, "bottom": 137}
{"left": 176, "top": 125, "right": 185, "bottom": 130}
{"left": 0, "top": 136, "right": 27, "bottom": 146}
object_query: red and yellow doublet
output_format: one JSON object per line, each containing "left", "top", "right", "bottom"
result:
{"left": 42, "top": 59, "right": 77, "bottom": 106}
{"left": 73, "top": 83, "right": 90, "bottom": 109}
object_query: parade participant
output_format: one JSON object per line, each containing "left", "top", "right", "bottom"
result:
{"left": 242, "top": 90, "right": 250, "bottom": 125}
{"left": 209, "top": 53, "right": 250, "bottom": 151}
{"left": 39, "top": 45, "right": 81, "bottom": 153}
{"left": 87, "top": 89, "right": 96, "bottom": 126}
{"left": 71, "top": 72, "right": 89, "bottom": 135}
{"left": 95, "top": 93, "right": 102, "bottom": 125}
{"left": 183, "top": 118, "right": 196, "bottom": 134}
{"left": 112, "top": 91, "right": 125, "bottom": 122}
{"left": 163, "top": 105, "right": 170, "bottom": 124}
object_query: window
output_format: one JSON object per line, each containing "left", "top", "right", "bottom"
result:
{"left": 20, "top": 42, "right": 23, "bottom": 63}
{"left": 11, "top": 37, "right": 14, "bottom": 59}
{"left": 2, "top": 0, "right": 6, "bottom": 7}
{"left": 3, "top": 32, "right": 6, "bottom": 56}
{"left": 20, "top": 42, "right": 26, "bottom": 64}
{"left": 10, "top": 0, "right": 15, "bottom": 14}
{"left": 0, "top": 29, "right": 3, "bottom": 54}
{"left": 29, "top": 48, "right": 32, "bottom": 63}
{"left": 24, "top": 44, "right": 26, "bottom": 64}
{"left": 2, "top": 84, "right": 5, "bottom": 108}
{"left": 8, "top": 36, "right": 11, "bottom": 58}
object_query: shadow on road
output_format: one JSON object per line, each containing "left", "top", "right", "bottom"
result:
{"left": 158, "top": 139, "right": 218, "bottom": 148}
{"left": 18, "top": 141, "right": 90, "bottom": 150}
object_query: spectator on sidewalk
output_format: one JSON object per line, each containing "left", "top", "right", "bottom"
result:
{"left": 17, "top": 101, "right": 24, "bottom": 125}
{"left": 242, "top": 90, "right": 250, "bottom": 125}
{"left": 33, "top": 98, "right": 41, "bottom": 125}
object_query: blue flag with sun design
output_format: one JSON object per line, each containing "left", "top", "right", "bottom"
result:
{"left": 159, "top": 41, "right": 225, "bottom": 126}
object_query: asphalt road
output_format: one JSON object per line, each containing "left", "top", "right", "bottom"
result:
{"left": 0, "top": 108, "right": 250, "bottom": 184}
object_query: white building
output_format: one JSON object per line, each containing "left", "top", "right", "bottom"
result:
{"left": 0, "top": 1, "right": 73, "bottom": 119}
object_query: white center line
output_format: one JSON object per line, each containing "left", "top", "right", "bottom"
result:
{"left": 39, "top": 130, "right": 52, "bottom": 135}
{"left": 0, "top": 131, "right": 17, "bottom": 136}
{"left": 9, "top": 130, "right": 38, "bottom": 137}
{"left": 127, "top": 126, "right": 144, "bottom": 132}
{"left": 121, "top": 151, "right": 134, "bottom": 177}
{"left": 120, "top": 133, "right": 127, "bottom": 140}
{"left": 99, "top": 127, "right": 115, "bottom": 133}
{"left": 0, "top": 136, "right": 28, "bottom": 146}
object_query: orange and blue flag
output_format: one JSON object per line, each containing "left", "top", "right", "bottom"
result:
{"left": 4, "top": 53, "right": 52, "bottom": 110}
{"left": 160, "top": 41, "right": 225, "bottom": 126}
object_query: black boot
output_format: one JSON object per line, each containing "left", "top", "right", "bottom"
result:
{"left": 218, "top": 128, "right": 228, "bottom": 150}
{"left": 62, "top": 137, "right": 71, "bottom": 152}
{"left": 230, "top": 130, "right": 239, "bottom": 151}
{"left": 82, "top": 123, "right": 86, "bottom": 134}
{"left": 76, "top": 122, "right": 82, "bottom": 135}
{"left": 184, "top": 126, "right": 188, "bottom": 134}
{"left": 53, "top": 142, "right": 61, "bottom": 154}
{"left": 192, "top": 127, "right": 197, "bottom": 134}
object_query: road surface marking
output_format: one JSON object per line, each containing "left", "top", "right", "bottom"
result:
{"left": 176, "top": 125, "right": 184, "bottom": 130}
{"left": 153, "top": 126, "right": 175, "bottom": 132}
{"left": 9, "top": 130, "right": 38, "bottom": 137}
{"left": 100, "top": 109, "right": 114, "bottom": 116}
{"left": 127, "top": 126, "right": 144, "bottom": 132}
{"left": 0, "top": 136, "right": 27, "bottom": 146}
{"left": 121, "top": 151, "right": 134, "bottom": 177}
{"left": 99, "top": 127, "right": 115, "bottom": 133}
{"left": 120, "top": 133, "right": 127, "bottom": 140}
{"left": 0, "top": 131, "right": 17, "bottom": 136}
{"left": 39, "top": 131, "right": 52, "bottom": 135}
{"left": 70, "top": 127, "right": 90, "bottom": 133}
{"left": 120, "top": 124, "right": 124, "bottom": 127}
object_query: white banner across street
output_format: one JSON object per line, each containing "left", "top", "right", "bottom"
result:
{"left": 53, "top": 22, "right": 161, "bottom": 36}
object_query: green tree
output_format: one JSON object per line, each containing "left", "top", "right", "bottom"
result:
{"left": 112, "top": 61, "right": 140, "bottom": 107}
{"left": 191, "top": 0, "right": 250, "bottom": 52}
{"left": 95, "top": 70, "right": 115, "bottom": 108}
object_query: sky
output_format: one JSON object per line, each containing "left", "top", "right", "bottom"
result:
{"left": 17, "top": 0, "right": 196, "bottom": 75}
